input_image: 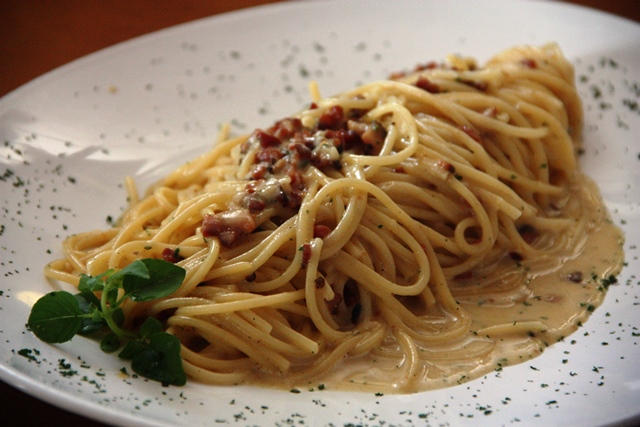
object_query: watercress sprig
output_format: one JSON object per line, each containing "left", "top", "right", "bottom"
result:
{"left": 27, "top": 258, "right": 187, "bottom": 386}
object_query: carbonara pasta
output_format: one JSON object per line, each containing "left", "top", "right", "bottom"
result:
{"left": 45, "top": 44, "right": 624, "bottom": 392}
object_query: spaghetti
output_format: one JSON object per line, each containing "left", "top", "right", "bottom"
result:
{"left": 45, "top": 44, "right": 624, "bottom": 392}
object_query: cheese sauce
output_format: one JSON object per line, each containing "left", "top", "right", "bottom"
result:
{"left": 290, "top": 174, "right": 624, "bottom": 393}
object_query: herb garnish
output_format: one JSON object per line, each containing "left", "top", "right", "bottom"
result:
{"left": 27, "top": 258, "right": 187, "bottom": 386}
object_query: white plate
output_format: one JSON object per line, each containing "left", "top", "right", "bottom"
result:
{"left": 1, "top": 0, "right": 639, "bottom": 426}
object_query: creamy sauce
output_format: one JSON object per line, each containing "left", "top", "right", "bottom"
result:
{"left": 266, "top": 174, "right": 624, "bottom": 393}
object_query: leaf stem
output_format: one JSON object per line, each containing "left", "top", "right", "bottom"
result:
{"left": 101, "top": 284, "right": 136, "bottom": 339}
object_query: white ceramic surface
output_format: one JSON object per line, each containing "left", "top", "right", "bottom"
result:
{"left": 1, "top": 1, "right": 639, "bottom": 426}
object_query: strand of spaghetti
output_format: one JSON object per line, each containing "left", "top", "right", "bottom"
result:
{"left": 172, "top": 334, "right": 253, "bottom": 372}
{"left": 181, "top": 359, "right": 249, "bottom": 385}
{"left": 330, "top": 248, "right": 427, "bottom": 297}
{"left": 162, "top": 134, "right": 245, "bottom": 188}
{"left": 357, "top": 80, "right": 550, "bottom": 139}
{"left": 308, "top": 80, "right": 321, "bottom": 102}
{"left": 147, "top": 297, "right": 214, "bottom": 316}
{"left": 346, "top": 100, "right": 419, "bottom": 166}
{"left": 508, "top": 96, "right": 576, "bottom": 173}
{"left": 253, "top": 307, "right": 320, "bottom": 354}
{"left": 394, "top": 328, "right": 421, "bottom": 390}
{"left": 304, "top": 237, "right": 347, "bottom": 341}
{"left": 190, "top": 289, "right": 311, "bottom": 318}
{"left": 60, "top": 229, "right": 118, "bottom": 272}
{"left": 360, "top": 205, "right": 427, "bottom": 278}
{"left": 395, "top": 335, "right": 495, "bottom": 362}
{"left": 348, "top": 322, "right": 387, "bottom": 356}
{"left": 475, "top": 320, "right": 549, "bottom": 337}
{"left": 373, "top": 181, "right": 476, "bottom": 253}
{"left": 417, "top": 66, "right": 506, "bottom": 86}
{"left": 271, "top": 301, "right": 310, "bottom": 318}
{"left": 123, "top": 175, "right": 139, "bottom": 206}
{"left": 288, "top": 333, "right": 364, "bottom": 382}
{"left": 447, "top": 177, "right": 495, "bottom": 255}
{"left": 44, "top": 259, "right": 81, "bottom": 285}
{"left": 420, "top": 231, "right": 464, "bottom": 313}
{"left": 221, "top": 311, "right": 316, "bottom": 357}
{"left": 450, "top": 165, "right": 540, "bottom": 216}
{"left": 354, "top": 222, "right": 396, "bottom": 281}
{"left": 150, "top": 192, "right": 233, "bottom": 243}
{"left": 173, "top": 238, "right": 221, "bottom": 297}
{"left": 441, "top": 92, "right": 553, "bottom": 180}
{"left": 352, "top": 80, "right": 472, "bottom": 126}
{"left": 107, "top": 240, "right": 169, "bottom": 269}
{"left": 173, "top": 288, "right": 306, "bottom": 317}
{"left": 167, "top": 315, "right": 290, "bottom": 372}
{"left": 528, "top": 215, "right": 578, "bottom": 231}
{"left": 236, "top": 141, "right": 258, "bottom": 179}
{"left": 203, "top": 217, "right": 297, "bottom": 281}
{"left": 310, "top": 188, "right": 368, "bottom": 261}
{"left": 305, "top": 178, "right": 429, "bottom": 269}
{"left": 374, "top": 294, "right": 469, "bottom": 343}
{"left": 147, "top": 186, "right": 178, "bottom": 213}
{"left": 415, "top": 119, "right": 498, "bottom": 177}
{"left": 360, "top": 118, "right": 403, "bottom": 180}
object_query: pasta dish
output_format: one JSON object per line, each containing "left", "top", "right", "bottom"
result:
{"left": 43, "top": 44, "right": 624, "bottom": 392}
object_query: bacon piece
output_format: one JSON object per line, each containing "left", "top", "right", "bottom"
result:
{"left": 256, "top": 146, "right": 284, "bottom": 164}
{"left": 289, "top": 142, "right": 312, "bottom": 166}
{"left": 567, "top": 271, "right": 583, "bottom": 283}
{"left": 413, "top": 61, "right": 438, "bottom": 72}
{"left": 254, "top": 130, "right": 281, "bottom": 148}
{"left": 202, "top": 209, "right": 256, "bottom": 247}
{"left": 161, "top": 247, "right": 183, "bottom": 263}
{"left": 460, "top": 125, "right": 483, "bottom": 143}
{"left": 250, "top": 163, "right": 268, "bottom": 180}
{"left": 360, "top": 121, "right": 387, "bottom": 147}
{"left": 270, "top": 117, "right": 303, "bottom": 139}
{"left": 317, "top": 105, "right": 345, "bottom": 130}
{"left": 388, "top": 71, "right": 406, "bottom": 80}
{"left": 327, "top": 129, "right": 363, "bottom": 153}
{"left": 300, "top": 243, "right": 312, "bottom": 268}
{"left": 247, "top": 196, "right": 266, "bottom": 214}
{"left": 415, "top": 77, "right": 440, "bottom": 93}
{"left": 458, "top": 79, "right": 488, "bottom": 91}
{"left": 313, "top": 224, "right": 332, "bottom": 239}
{"left": 436, "top": 159, "right": 456, "bottom": 174}
{"left": 346, "top": 120, "right": 386, "bottom": 154}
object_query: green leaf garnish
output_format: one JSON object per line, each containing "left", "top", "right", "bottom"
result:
{"left": 139, "top": 316, "right": 163, "bottom": 338}
{"left": 131, "top": 332, "right": 187, "bottom": 386}
{"left": 124, "top": 259, "right": 185, "bottom": 302}
{"left": 100, "top": 332, "right": 121, "bottom": 353}
{"left": 28, "top": 291, "right": 84, "bottom": 343}
{"left": 75, "top": 292, "right": 106, "bottom": 335}
{"left": 27, "top": 258, "right": 187, "bottom": 386}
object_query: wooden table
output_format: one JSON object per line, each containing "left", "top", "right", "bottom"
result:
{"left": 0, "top": 1, "right": 638, "bottom": 426}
